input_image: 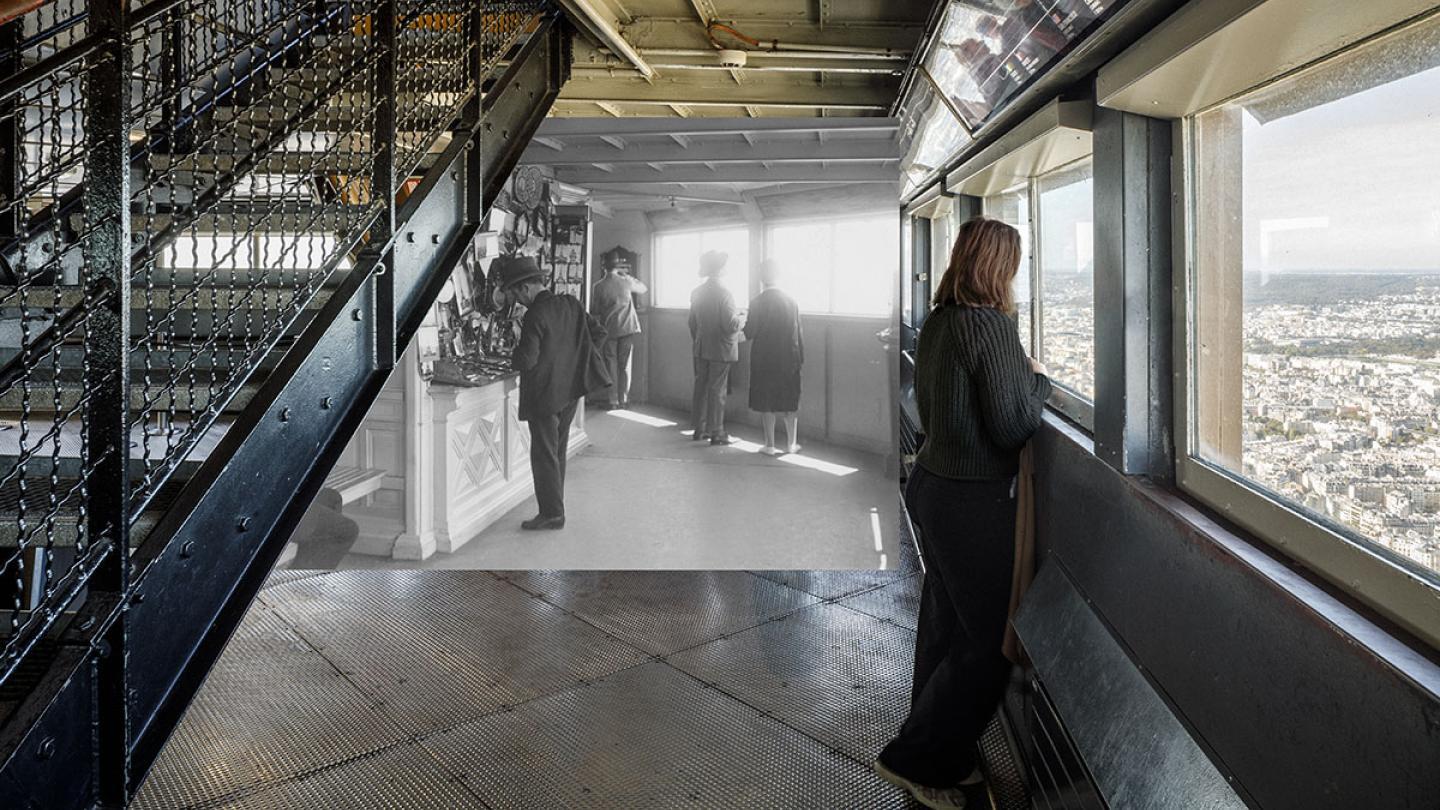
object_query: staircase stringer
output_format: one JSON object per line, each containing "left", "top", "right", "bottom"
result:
{"left": 0, "top": 14, "right": 570, "bottom": 810}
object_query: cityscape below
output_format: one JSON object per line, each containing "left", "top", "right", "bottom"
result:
{"left": 1031, "top": 269, "right": 1440, "bottom": 579}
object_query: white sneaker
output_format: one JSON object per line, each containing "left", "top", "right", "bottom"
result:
{"left": 873, "top": 759, "right": 968, "bottom": 810}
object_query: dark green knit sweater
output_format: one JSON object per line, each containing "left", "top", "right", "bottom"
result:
{"left": 913, "top": 305, "right": 1051, "bottom": 479}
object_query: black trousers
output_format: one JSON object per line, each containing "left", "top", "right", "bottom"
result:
{"left": 881, "top": 465, "right": 1015, "bottom": 787}
{"left": 602, "top": 334, "right": 635, "bottom": 406}
{"left": 691, "top": 357, "right": 732, "bottom": 437}
{"left": 528, "top": 399, "right": 578, "bottom": 518}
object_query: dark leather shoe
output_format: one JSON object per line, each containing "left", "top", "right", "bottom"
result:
{"left": 521, "top": 515, "right": 566, "bottom": 530}
{"left": 710, "top": 434, "right": 735, "bottom": 446}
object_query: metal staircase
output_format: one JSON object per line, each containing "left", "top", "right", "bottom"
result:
{"left": 0, "top": 1, "right": 570, "bottom": 806}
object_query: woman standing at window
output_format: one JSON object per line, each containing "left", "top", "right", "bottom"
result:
{"left": 744, "top": 260, "right": 804, "bottom": 455}
{"left": 876, "top": 218, "right": 1050, "bottom": 809}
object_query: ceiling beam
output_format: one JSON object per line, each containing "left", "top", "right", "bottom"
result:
{"left": 668, "top": 104, "right": 692, "bottom": 118}
{"left": 557, "top": 0, "right": 656, "bottom": 79}
{"left": 586, "top": 183, "right": 747, "bottom": 204}
{"left": 552, "top": 162, "right": 900, "bottom": 185}
{"left": 599, "top": 135, "right": 627, "bottom": 149}
{"left": 687, "top": 0, "right": 717, "bottom": 25}
{"left": 535, "top": 116, "right": 898, "bottom": 138}
{"left": 586, "top": 17, "right": 924, "bottom": 52}
{"left": 559, "top": 77, "right": 894, "bottom": 110}
{"left": 595, "top": 101, "right": 624, "bottom": 117}
{"left": 521, "top": 139, "right": 901, "bottom": 166}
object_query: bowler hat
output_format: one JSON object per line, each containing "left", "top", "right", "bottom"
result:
{"left": 699, "top": 249, "right": 728, "bottom": 276}
{"left": 494, "top": 255, "right": 545, "bottom": 289}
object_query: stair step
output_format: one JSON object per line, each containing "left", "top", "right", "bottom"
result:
{"left": 0, "top": 474, "right": 187, "bottom": 548}
{"left": 0, "top": 368, "right": 264, "bottom": 414}
{"left": 0, "top": 284, "right": 338, "bottom": 313}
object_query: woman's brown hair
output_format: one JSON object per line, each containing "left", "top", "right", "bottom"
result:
{"left": 932, "top": 217, "right": 1021, "bottom": 312}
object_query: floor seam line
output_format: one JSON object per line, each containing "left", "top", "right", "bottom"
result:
{"left": 182, "top": 736, "right": 420, "bottom": 810}
{"left": 654, "top": 659, "right": 888, "bottom": 774}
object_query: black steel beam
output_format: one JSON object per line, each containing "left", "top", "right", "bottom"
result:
{"left": 81, "top": 0, "right": 134, "bottom": 804}
{"left": 1091, "top": 107, "right": 1173, "bottom": 479}
{"left": 0, "top": 10, "right": 573, "bottom": 808}
{"left": 482, "top": 13, "right": 571, "bottom": 210}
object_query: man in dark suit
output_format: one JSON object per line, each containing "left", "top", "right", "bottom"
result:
{"left": 500, "top": 256, "right": 608, "bottom": 530}
{"left": 688, "top": 250, "right": 746, "bottom": 446}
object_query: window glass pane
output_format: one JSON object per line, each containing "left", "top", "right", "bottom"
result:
{"left": 769, "top": 222, "right": 832, "bottom": 313}
{"left": 831, "top": 214, "right": 898, "bottom": 317}
{"left": 983, "top": 186, "right": 1033, "bottom": 353}
{"left": 656, "top": 228, "right": 751, "bottom": 308}
{"left": 767, "top": 216, "right": 896, "bottom": 317}
{"left": 924, "top": 0, "right": 1117, "bottom": 131}
{"left": 901, "top": 217, "right": 915, "bottom": 327}
{"left": 1192, "top": 23, "right": 1440, "bottom": 579}
{"left": 1037, "top": 159, "right": 1094, "bottom": 399}
{"left": 653, "top": 231, "right": 701, "bottom": 308}
{"left": 701, "top": 227, "right": 750, "bottom": 303}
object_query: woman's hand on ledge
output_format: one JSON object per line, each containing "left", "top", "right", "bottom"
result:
{"left": 1029, "top": 357, "right": 1048, "bottom": 375}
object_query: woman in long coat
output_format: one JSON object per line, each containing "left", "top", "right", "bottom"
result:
{"left": 744, "top": 260, "right": 804, "bottom": 455}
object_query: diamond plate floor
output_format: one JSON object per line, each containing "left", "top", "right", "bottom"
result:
{"left": 136, "top": 569, "right": 1001, "bottom": 809}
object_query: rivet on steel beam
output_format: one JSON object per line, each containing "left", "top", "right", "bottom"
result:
{"left": 321, "top": 396, "right": 333, "bottom": 410}
{"left": 279, "top": 407, "right": 291, "bottom": 422}
{"left": 237, "top": 516, "right": 251, "bottom": 532}
{"left": 180, "top": 540, "right": 196, "bottom": 558}
{"left": 431, "top": 234, "right": 440, "bottom": 244}
{"left": 405, "top": 232, "right": 415, "bottom": 242}
{"left": 36, "top": 738, "right": 55, "bottom": 760}
{"left": 351, "top": 308, "right": 362, "bottom": 321}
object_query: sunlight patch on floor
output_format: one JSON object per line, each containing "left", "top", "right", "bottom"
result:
{"left": 609, "top": 409, "right": 677, "bottom": 428}
{"left": 777, "top": 452, "right": 859, "bottom": 477}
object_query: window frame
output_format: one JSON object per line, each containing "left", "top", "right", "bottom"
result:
{"left": 649, "top": 224, "right": 752, "bottom": 310}
{"left": 762, "top": 211, "right": 898, "bottom": 319}
{"left": 1172, "top": 37, "right": 1440, "bottom": 649}
{"left": 981, "top": 157, "right": 1098, "bottom": 432}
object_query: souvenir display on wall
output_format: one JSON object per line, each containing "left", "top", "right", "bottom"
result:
{"left": 422, "top": 229, "right": 517, "bottom": 386}
{"left": 420, "top": 181, "right": 593, "bottom": 387}
{"left": 550, "top": 205, "right": 590, "bottom": 300}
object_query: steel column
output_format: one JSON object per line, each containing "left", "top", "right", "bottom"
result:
{"left": 372, "top": 0, "right": 398, "bottom": 370}
{"left": 1091, "top": 106, "right": 1173, "bottom": 479}
{"left": 82, "top": 0, "right": 133, "bottom": 805}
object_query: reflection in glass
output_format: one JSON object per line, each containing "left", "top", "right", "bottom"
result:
{"left": 1191, "top": 18, "right": 1440, "bottom": 579}
{"left": 1037, "top": 159, "right": 1093, "bottom": 399}
{"left": 925, "top": 0, "right": 1116, "bottom": 131}
{"left": 983, "top": 186, "right": 1033, "bottom": 353}
{"left": 898, "top": 76, "right": 971, "bottom": 200}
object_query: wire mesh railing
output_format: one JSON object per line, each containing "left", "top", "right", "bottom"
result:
{"left": 0, "top": 0, "right": 546, "bottom": 686}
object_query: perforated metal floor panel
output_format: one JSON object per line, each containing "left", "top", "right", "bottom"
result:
{"left": 135, "top": 570, "right": 1030, "bottom": 809}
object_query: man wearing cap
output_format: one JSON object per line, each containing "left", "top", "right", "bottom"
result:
{"left": 688, "top": 249, "right": 746, "bottom": 446}
{"left": 590, "top": 254, "right": 648, "bottom": 410}
{"left": 497, "top": 255, "right": 609, "bottom": 530}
